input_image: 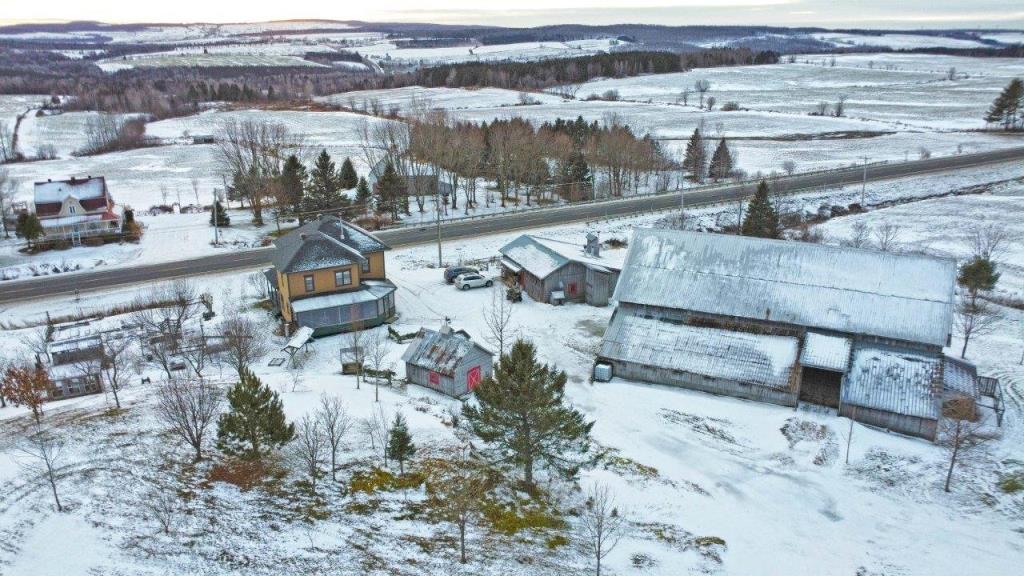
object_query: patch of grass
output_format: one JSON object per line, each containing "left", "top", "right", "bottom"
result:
{"left": 601, "top": 452, "right": 660, "bottom": 480}
{"left": 207, "top": 458, "right": 284, "bottom": 491}
{"left": 997, "top": 474, "right": 1024, "bottom": 494}
{"left": 483, "top": 499, "right": 566, "bottom": 535}
{"left": 544, "top": 534, "right": 569, "bottom": 549}
{"left": 349, "top": 467, "right": 425, "bottom": 494}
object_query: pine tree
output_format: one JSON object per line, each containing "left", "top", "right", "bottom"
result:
{"left": 15, "top": 213, "right": 44, "bottom": 248}
{"left": 375, "top": 161, "right": 405, "bottom": 220}
{"left": 209, "top": 200, "right": 230, "bottom": 227}
{"left": 462, "top": 339, "right": 593, "bottom": 487}
{"left": 741, "top": 180, "right": 780, "bottom": 239}
{"left": 216, "top": 368, "right": 294, "bottom": 460}
{"left": 355, "top": 176, "right": 372, "bottom": 209}
{"left": 957, "top": 256, "right": 1000, "bottom": 306}
{"left": 985, "top": 78, "right": 1023, "bottom": 130}
{"left": 339, "top": 157, "right": 359, "bottom": 190}
{"left": 682, "top": 128, "right": 706, "bottom": 182}
{"left": 708, "top": 137, "right": 733, "bottom": 181}
{"left": 304, "top": 149, "right": 343, "bottom": 215}
{"left": 386, "top": 413, "right": 416, "bottom": 475}
{"left": 560, "top": 149, "right": 593, "bottom": 201}
{"left": 279, "top": 155, "right": 307, "bottom": 220}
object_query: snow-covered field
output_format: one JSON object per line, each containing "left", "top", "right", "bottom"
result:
{"left": 1, "top": 185, "right": 1023, "bottom": 574}
{"left": 812, "top": 32, "right": 991, "bottom": 49}
{"left": 352, "top": 38, "right": 625, "bottom": 67}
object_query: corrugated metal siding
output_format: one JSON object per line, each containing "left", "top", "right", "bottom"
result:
{"left": 839, "top": 404, "right": 937, "bottom": 440}
{"left": 614, "top": 229, "right": 956, "bottom": 347}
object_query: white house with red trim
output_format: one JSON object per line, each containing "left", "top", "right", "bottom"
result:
{"left": 33, "top": 176, "right": 121, "bottom": 245}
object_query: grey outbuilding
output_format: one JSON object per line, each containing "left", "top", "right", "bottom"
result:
{"left": 402, "top": 323, "right": 494, "bottom": 398}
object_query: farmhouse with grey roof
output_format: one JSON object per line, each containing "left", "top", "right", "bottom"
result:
{"left": 266, "top": 215, "right": 395, "bottom": 336}
{"left": 499, "top": 233, "right": 620, "bottom": 306}
{"left": 598, "top": 229, "right": 1003, "bottom": 440}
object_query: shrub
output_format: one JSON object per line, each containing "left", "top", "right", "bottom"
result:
{"left": 721, "top": 101, "right": 740, "bottom": 111}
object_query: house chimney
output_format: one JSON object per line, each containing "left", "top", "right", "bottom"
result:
{"left": 585, "top": 232, "right": 600, "bottom": 257}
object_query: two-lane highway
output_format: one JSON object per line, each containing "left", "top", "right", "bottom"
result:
{"left": 2, "top": 145, "right": 1022, "bottom": 304}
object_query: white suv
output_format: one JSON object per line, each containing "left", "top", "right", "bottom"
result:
{"left": 454, "top": 273, "right": 494, "bottom": 290}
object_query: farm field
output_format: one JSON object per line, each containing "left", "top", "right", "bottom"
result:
{"left": 1, "top": 188, "right": 1022, "bottom": 575}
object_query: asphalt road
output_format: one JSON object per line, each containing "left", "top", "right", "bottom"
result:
{"left": 3, "top": 145, "right": 1023, "bottom": 304}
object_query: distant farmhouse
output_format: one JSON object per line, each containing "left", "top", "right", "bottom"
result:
{"left": 402, "top": 322, "right": 493, "bottom": 397}
{"left": 266, "top": 215, "right": 396, "bottom": 336}
{"left": 367, "top": 158, "right": 454, "bottom": 199}
{"left": 499, "top": 233, "right": 620, "bottom": 306}
{"left": 598, "top": 229, "right": 1002, "bottom": 441}
{"left": 33, "top": 176, "right": 121, "bottom": 245}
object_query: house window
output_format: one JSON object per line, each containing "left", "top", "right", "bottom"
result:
{"left": 335, "top": 269, "right": 352, "bottom": 287}
{"left": 303, "top": 275, "right": 315, "bottom": 292}
{"left": 68, "top": 205, "right": 77, "bottom": 214}
{"left": 361, "top": 259, "right": 370, "bottom": 273}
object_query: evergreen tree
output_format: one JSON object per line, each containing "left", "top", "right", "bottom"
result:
{"left": 209, "top": 200, "right": 230, "bottom": 227}
{"left": 339, "top": 157, "right": 359, "bottom": 190}
{"left": 985, "top": 78, "right": 1023, "bottom": 130}
{"left": 304, "top": 149, "right": 344, "bottom": 215}
{"left": 386, "top": 413, "right": 416, "bottom": 475}
{"left": 121, "top": 207, "right": 141, "bottom": 240}
{"left": 355, "top": 176, "right": 372, "bottom": 209}
{"left": 216, "top": 368, "right": 294, "bottom": 460}
{"left": 682, "top": 128, "right": 706, "bottom": 182}
{"left": 957, "top": 256, "right": 1000, "bottom": 306}
{"left": 15, "top": 213, "right": 44, "bottom": 248}
{"left": 560, "top": 149, "right": 593, "bottom": 201}
{"left": 708, "top": 137, "right": 733, "bottom": 180}
{"left": 741, "top": 180, "right": 780, "bottom": 239}
{"left": 462, "top": 339, "right": 593, "bottom": 487}
{"left": 279, "top": 155, "right": 307, "bottom": 220}
{"left": 375, "top": 161, "right": 405, "bottom": 220}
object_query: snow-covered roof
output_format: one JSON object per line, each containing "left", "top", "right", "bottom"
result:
{"left": 943, "top": 356, "right": 978, "bottom": 398}
{"left": 600, "top": 311, "right": 799, "bottom": 391}
{"left": 33, "top": 176, "right": 107, "bottom": 204}
{"left": 273, "top": 216, "right": 388, "bottom": 274}
{"left": 842, "top": 345, "right": 942, "bottom": 420}
{"left": 800, "top": 332, "right": 852, "bottom": 372}
{"left": 291, "top": 280, "right": 396, "bottom": 314}
{"left": 499, "top": 235, "right": 618, "bottom": 280}
{"left": 283, "top": 326, "right": 314, "bottom": 352}
{"left": 401, "top": 325, "right": 492, "bottom": 376}
{"left": 614, "top": 229, "right": 957, "bottom": 347}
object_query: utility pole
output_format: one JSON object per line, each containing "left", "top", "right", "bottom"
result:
{"left": 212, "top": 188, "right": 220, "bottom": 245}
{"left": 679, "top": 184, "right": 686, "bottom": 229}
{"left": 435, "top": 184, "right": 443, "bottom": 267}
{"left": 860, "top": 156, "right": 869, "bottom": 207}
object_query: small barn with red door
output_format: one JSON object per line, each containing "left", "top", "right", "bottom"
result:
{"left": 401, "top": 323, "right": 494, "bottom": 398}
{"left": 498, "top": 234, "right": 620, "bottom": 306}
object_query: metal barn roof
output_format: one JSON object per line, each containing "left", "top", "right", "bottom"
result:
{"left": 800, "top": 332, "right": 852, "bottom": 372}
{"left": 842, "top": 345, "right": 942, "bottom": 420}
{"left": 614, "top": 229, "right": 957, "bottom": 347}
{"left": 401, "top": 326, "right": 492, "bottom": 376}
{"left": 499, "top": 235, "right": 618, "bottom": 280}
{"left": 600, "top": 311, "right": 799, "bottom": 391}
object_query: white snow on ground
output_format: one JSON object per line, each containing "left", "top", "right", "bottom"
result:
{"left": 352, "top": 38, "right": 625, "bottom": 67}
{"left": 1, "top": 192, "right": 1022, "bottom": 574}
{"left": 97, "top": 53, "right": 328, "bottom": 72}
{"left": 813, "top": 32, "right": 990, "bottom": 49}
{"left": 318, "top": 86, "right": 568, "bottom": 113}
{"left": 981, "top": 32, "right": 1024, "bottom": 44}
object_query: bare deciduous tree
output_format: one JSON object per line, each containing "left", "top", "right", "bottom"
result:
{"left": 965, "top": 223, "right": 1012, "bottom": 262}
{"left": 78, "top": 335, "right": 135, "bottom": 410}
{"left": 424, "top": 447, "right": 493, "bottom": 564}
{"left": 873, "top": 223, "right": 901, "bottom": 252}
{"left": 694, "top": 79, "right": 711, "bottom": 109}
{"left": 221, "top": 313, "right": 270, "bottom": 377}
{"left": 291, "top": 415, "right": 329, "bottom": 494}
{"left": 215, "top": 119, "right": 292, "bottom": 226}
{"left": 577, "top": 483, "right": 628, "bottom": 576}
{"left": 364, "top": 329, "right": 391, "bottom": 403}
{"left": 483, "top": 285, "right": 515, "bottom": 357}
{"left": 955, "top": 298, "right": 1001, "bottom": 358}
{"left": 844, "top": 221, "right": 871, "bottom": 249}
{"left": 781, "top": 160, "right": 797, "bottom": 176}
{"left": 940, "top": 399, "right": 992, "bottom": 492}
{"left": 154, "top": 379, "right": 224, "bottom": 461}
{"left": 344, "top": 324, "right": 367, "bottom": 390}
{"left": 144, "top": 484, "right": 180, "bottom": 535}
{"left": 316, "top": 394, "right": 351, "bottom": 481}
{"left": 0, "top": 168, "right": 17, "bottom": 238}
{"left": 18, "top": 431, "right": 66, "bottom": 512}
{"left": 360, "top": 404, "right": 390, "bottom": 464}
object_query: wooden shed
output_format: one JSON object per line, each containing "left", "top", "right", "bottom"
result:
{"left": 498, "top": 234, "right": 620, "bottom": 306}
{"left": 401, "top": 324, "right": 494, "bottom": 398}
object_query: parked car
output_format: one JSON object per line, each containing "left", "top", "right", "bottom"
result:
{"left": 454, "top": 273, "right": 493, "bottom": 290}
{"left": 444, "top": 266, "right": 478, "bottom": 284}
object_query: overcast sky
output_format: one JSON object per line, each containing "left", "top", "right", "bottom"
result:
{"left": 2, "top": 0, "right": 1023, "bottom": 29}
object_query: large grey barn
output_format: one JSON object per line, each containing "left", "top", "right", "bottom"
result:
{"left": 598, "top": 229, "right": 1002, "bottom": 441}
{"left": 402, "top": 324, "right": 494, "bottom": 398}
{"left": 499, "top": 234, "right": 620, "bottom": 306}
